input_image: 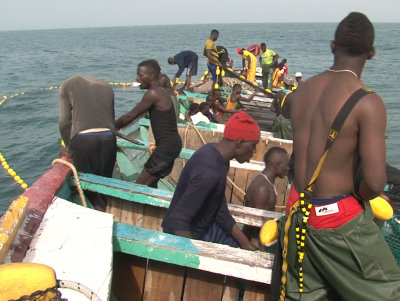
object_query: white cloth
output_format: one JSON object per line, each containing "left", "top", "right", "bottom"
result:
{"left": 190, "top": 112, "right": 210, "bottom": 125}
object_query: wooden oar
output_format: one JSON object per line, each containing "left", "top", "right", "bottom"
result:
{"left": 115, "top": 131, "right": 144, "bottom": 145}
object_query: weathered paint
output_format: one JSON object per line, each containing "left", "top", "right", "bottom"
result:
{"left": 113, "top": 223, "right": 201, "bottom": 269}
{"left": 0, "top": 196, "right": 29, "bottom": 263}
{"left": 113, "top": 222, "right": 274, "bottom": 284}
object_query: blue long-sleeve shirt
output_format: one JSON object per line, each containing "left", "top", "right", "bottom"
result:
{"left": 162, "top": 143, "right": 236, "bottom": 239}
{"left": 174, "top": 51, "right": 198, "bottom": 78}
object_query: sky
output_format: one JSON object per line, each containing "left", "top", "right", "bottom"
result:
{"left": 1, "top": 0, "right": 399, "bottom": 31}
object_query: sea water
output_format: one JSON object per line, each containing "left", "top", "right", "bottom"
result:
{"left": 0, "top": 23, "right": 399, "bottom": 214}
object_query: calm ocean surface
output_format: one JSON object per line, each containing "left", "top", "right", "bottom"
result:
{"left": 0, "top": 23, "right": 399, "bottom": 214}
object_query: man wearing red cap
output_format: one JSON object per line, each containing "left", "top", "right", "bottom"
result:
{"left": 162, "top": 112, "right": 260, "bottom": 250}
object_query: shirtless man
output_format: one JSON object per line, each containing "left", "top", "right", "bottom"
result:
{"left": 115, "top": 60, "right": 182, "bottom": 188}
{"left": 245, "top": 147, "right": 289, "bottom": 211}
{"left": 280, "top": 12, "right": 400, "bottom": 300}
{"left": 243, "top": 147, "right": 289, "bottom": 246}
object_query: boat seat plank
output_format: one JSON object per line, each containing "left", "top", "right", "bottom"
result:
{"left": 74, "top": 173, "right": 284, "bottom": 227}
{"left": 113, "top": 222, "right": 274, "bottom": 284}
{"left": 23, "top": 197, "right": 114, "bottom": 301}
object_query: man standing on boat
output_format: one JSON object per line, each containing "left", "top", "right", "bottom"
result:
{"left": 168, "top": 50, "right": 198, "bottom": 91}
{"left": 58, "top": 75, "right": 116, "bottom": 211}
{"left": 237, "top": 48, "right": 257, "bottom": 82}
{"left": 279, "top": 12, "right": 400, "bottom": 300}
{"left": 270, "top": 74, "right": 295, "bottom": 140}
{"left": 203, "top": 29, "right": 222, "bottom": 86}
{"left": 259, "top": 43, "right": 279, "bottom": 90}
{"left": 162, "top": 112, "right": 260, "bottom": 250}
{"left": 115, "top": 59, "right": 182, "bottom": 188}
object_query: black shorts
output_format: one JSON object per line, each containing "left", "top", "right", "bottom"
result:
{"left": 187, "top": 60, "right": 198, "bottom": 76}
{"left": 144, "top": 151, "right": 175, "bottom": 178}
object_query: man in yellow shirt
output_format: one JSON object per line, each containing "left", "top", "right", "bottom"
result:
{"left": 237, "top": 48, "right": 257, "bottom": 82}
{"left": 203, "top": 29, "right": 222, "bottom": 85}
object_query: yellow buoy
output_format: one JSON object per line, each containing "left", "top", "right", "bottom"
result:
{"left": 370, "top": 196, "right": 394, "bottom": 220}
{"left": 0, "top": 263, "right": 57, "bottom": 300}
{"left": 216, "top": 68, "right": 220, "bottom": 76}
{"left": 214, "top": 83, "right": 219, "bottom": 90}
{"left": 21, "top": 183, "right": 28, "bottom": 189}
{"left": 221, "top": 70, "right": 225, "bottom": 76}
{"left": 259, "top": 219, "right": 278, "bottom": 246}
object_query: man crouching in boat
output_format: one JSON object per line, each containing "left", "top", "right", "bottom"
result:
{"left": 115, "top": 59, "right": 182, "bottom": 188}
{"left": 162, "top": 112, "right": 259, "bottom": 250}
{"left": 59, "top": 75, "right": 117, "bottom": 211}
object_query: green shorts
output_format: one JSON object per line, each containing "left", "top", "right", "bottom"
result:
{"left": 279, "top": 203, "right": 400, "bottom": 301}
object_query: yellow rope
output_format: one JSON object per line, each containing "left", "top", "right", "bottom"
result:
{"left": 279, "top": 200, "right": 300, "bottom": 301}
{"left": 51, "top": 159, "right": 87, "bottom": 208}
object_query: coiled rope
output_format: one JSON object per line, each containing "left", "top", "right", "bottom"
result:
{"left": 52, "top": 159, "right": 87, "bottom": 208}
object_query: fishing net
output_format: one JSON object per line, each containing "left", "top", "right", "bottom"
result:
{"left": 381, "top": 214, "right": 400, "bottom": 267}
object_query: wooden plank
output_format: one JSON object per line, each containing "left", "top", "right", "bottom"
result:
{"left": 221, "top": 277, "right": 240, "bottom": 301}
{"left": 76, "top": 173, "right": 284, "bottom": 228}
{"left": 143, "top": 259, "right": 185, "bottom": 301}
{"left": 183, "top": 268, "right": 225, "bottom": 301}
{"left": 112, "top": 252, "right": 147, "bottom": 301}
{"left": 229, "top": 167, "right": 249, "bottom": 206}
{"left": 242, "top": 280, "right": 271, "bottom": 301}
{"left": 113, "top": 222, "right": 274, "bottom": 284}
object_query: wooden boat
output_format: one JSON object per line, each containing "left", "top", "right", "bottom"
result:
{"left": 1, "top": 118, "right": 292, "bottom": 301}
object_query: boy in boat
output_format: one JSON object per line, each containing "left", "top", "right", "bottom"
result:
{"left": 58, "top": 75, "right": 116, "bottom": 211}
{"left": 225, "top": 84, "right": 255, "bottom": 111}
{"left": 115, "top": 59, "right": 182, "bottom": 188}
{"left": 279, "top": 12, "right": 400, "bottom": 300}
{"left": 162, "top": 112, "right": 260, "bottom": 250}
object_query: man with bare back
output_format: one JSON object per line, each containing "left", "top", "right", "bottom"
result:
{"left": 278, "top": 12, "right": 400, "bottom": 300}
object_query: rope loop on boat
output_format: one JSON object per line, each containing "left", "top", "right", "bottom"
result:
{"left": 52, "top": 159, "right": 87, "bottom": 208}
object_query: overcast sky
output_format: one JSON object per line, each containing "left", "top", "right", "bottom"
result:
{"left": 1, "top": 0, "right": 399, "bottom": 31}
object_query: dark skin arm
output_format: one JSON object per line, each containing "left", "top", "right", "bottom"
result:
{"left": 204, "top": 48, "right": 222, "bottom": 67}
{"left": 115, "top": 87, "right": 169, "bottom": 130}
{"left": 232, "top": 92, "right": 255, "bottom": 103}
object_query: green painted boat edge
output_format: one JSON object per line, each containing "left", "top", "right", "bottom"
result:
{"left": 113, "top": 222, "right": 200, "bottom": 269}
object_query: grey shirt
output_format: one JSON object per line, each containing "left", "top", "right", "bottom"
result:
{"left": 59, "top": 75, "right": 115, "bottom": 148}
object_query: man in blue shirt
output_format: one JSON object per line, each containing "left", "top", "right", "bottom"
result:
{"left": 168, "top": 50, "right": 198, "bottom": 91}
{"left": 162, "top": 112, "right": 260, "bottom": 250}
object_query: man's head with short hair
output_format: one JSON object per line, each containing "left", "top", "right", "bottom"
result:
{"left": 334, "top": 12, "right": 375, "bottom": 56}
{"left": 264, "top": 147, "right": 289, "bottom": 178}
{"left": 233, "top": 84, "right": 242, "bottom": 93}
{"left": 189, "top": 103, "right": 200, "bottom": 116}
{"left": 206, "top": 94, "right": 216, "bottom": 104}
{"left": 167, "top": 57, "right": 175, "bottom": 65}
{"left": 210, "top": 29, "right": 219, "bottom": 41}
{"left": 138, "top": 59, "right": 161, "bottom": 75}
{"left": 199, "top": 102, "right": 210, "bottom": 115}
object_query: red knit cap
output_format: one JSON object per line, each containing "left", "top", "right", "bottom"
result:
{"left": 224, "top": 112, "right": 260, "bottom": 141}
